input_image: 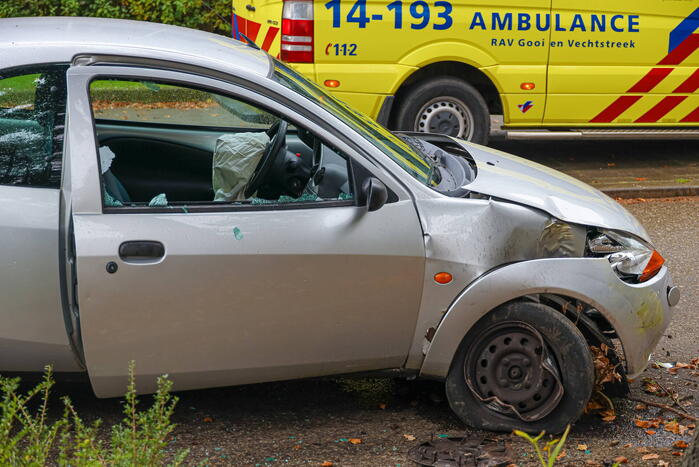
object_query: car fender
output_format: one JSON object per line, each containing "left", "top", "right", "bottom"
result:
{"left": 420, "top": 257, "right": 673, "bottom": 380}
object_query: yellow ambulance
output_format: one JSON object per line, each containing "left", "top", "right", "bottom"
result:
{"left": 232, "top": 0, "right": 698, "bottom": 143}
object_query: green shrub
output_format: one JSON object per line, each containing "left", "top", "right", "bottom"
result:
{"left": 0, "top": 0, "right": 232, "bottom": 36}
{"left": 513, "top": 425, "right": 570, "bottom": 467}
{"left": 0, "top": 363, "right": 190, "bottom": 466}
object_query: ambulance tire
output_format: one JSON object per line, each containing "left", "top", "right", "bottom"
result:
{"left": 445, "top": 301, "right": 594, "bottom": 433}
{"left": 395, "top": 77, "right": 490, "bottom": 144}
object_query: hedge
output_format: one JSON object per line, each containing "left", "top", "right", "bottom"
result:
{"left": 0, "top": 0, "right": 232, "bottom": 36}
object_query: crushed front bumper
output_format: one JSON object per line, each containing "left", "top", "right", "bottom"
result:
{"left": 420, "top": 258, "right": 678, "bottom": 380}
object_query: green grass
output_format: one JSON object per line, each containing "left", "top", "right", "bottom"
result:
{"left": 1, "top": 74, "right": 146, "bottom": 92}
{"left": 0, "top": 74, "right": 39, "bottom": 92}
{"left": 0, "top": 76, "right": 203, "bottom": 107}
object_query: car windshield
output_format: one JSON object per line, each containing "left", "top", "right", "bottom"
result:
{"left": 272, "top": 60, "right": 432, "bottom": 185}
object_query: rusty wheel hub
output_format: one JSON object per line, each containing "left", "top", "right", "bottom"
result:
{"left": 464, "top": 321, "right": 564, "bottom": 422}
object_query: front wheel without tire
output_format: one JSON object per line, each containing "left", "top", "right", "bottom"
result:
{"left": 394, "top": 77, "right": 490, "bottom": 144}
{"left": 445, "top": 301, "right": 594, "bottom": 433}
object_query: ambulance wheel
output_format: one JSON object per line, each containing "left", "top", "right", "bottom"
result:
{"left": 395, "top": 77, "right": 490, "bottom": 144}
{"left": 445, "top": 301, "right": 594, "bottom": 433}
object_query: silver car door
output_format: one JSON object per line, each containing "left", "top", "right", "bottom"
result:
{"left": 66, "top": 65, "right": 425, "bottom": 397}
{"left": 0, "top": 65, "right": 82, "bottom": 373}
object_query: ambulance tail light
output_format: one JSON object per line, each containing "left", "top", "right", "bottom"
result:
{"left": 281, "top": 0, "right": 314, "bottom": 63}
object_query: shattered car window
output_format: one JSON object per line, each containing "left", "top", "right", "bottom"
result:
{"left": 0, "top": 66, "right": 67, "bottom": 188}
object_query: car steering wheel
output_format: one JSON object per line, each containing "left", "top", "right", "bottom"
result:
{"left": 244, "top": 120, "right": 288, "bottom": 198}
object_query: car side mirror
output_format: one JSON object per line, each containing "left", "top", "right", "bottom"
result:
{"left": 362, "top": 177, "right": 388, "bottom": 212}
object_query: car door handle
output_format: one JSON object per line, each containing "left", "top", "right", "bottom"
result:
{"left": 118, "top": 241, "right": 165, "bottom": 262}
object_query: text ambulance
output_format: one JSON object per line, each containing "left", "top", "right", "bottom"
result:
{"left": 232, "top": 1, "right": 699, "bottom": 143}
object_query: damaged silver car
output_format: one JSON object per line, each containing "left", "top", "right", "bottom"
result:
{"left": 0, "top": 17, "right": 678, "bottom": 433}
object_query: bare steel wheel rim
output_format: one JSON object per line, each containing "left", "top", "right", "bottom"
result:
{"left": 414, "top": 97, "right": 474, "bottom": 139}
{"left": 464, "top": 321, "right": 564, "bottom": 422}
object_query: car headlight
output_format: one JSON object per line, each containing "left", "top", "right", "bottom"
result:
{"left": 586, "top": 229, "right": 665, "bottom": 283}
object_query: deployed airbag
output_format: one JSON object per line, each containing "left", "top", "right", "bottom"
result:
{"left": 212, "top": 132, "right": 270, "bottom": 202}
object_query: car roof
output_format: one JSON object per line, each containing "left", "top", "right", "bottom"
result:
{"left": 0, "top": 17, "right": 271, "bottom": 78}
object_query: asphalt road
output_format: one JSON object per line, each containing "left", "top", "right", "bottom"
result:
{"left": 43, "top": 195, "right": 697, "bottom": 467}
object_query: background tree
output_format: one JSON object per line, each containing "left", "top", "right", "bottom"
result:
{"left": 0, "top": 0, "right": 232, "bottom": 36}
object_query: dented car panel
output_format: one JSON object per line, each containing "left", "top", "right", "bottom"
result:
{"left": 420, "top": 258, "right": 673, "bottom": 380}
{"left": 404, "top": 197, "right": 587, "bottom": 370}
{"left": 454, "top": 141, "right": 650, "bottom": 241}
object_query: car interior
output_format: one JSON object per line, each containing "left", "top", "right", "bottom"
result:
{"left": 90, "top": 79, "right": 355, "bottom": 209}
{"left": 0, "top": 67, "right": 67, "bottom": 189}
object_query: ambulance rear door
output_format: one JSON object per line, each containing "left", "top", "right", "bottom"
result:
{"left": 232, "top": 0, "right": 284, "bottom": 55}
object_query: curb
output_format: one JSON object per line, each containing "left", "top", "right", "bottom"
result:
{"left": 600, "top": 185, "right": 699, "bottom": 199}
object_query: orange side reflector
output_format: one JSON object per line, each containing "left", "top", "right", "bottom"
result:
{"left": 434, "top": 272, "right": 453, "bottom": 284}
{"left": 520, "top": 82, "right": 536, "bottom": 90}
{"left": 324, "top": 79, "right": 340, "bottom": 88}
{"left": 639, "top": 250, "right": 665, "bottom": 282}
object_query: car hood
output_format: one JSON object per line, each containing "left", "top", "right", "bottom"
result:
{"left": 454, "top": 139, "right": 650, "bottom": 242}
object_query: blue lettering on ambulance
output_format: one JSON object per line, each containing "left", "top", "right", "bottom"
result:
{"left": 470, "top": 11, "right": 486, "bottom": 30}
{"left": 555, "top": 14, "right": 565, "bottom": 31}
{"left": 518, "top": 13, "right": 531, "bottom": 31}
{"left": 591, "top": 15, "right": 605, "bottom": 32}
{"left": 610, "top": 14, "right": 624, "bottom": 32}
{"left": 468, "top": 11, "right": 640, "bottom": 32}
{"left": 628, "top": 15, "right": 640, "bottom": 32}
{"left": 492, "top": 12, "right": 513, "bottom": 30}
{"left": 570, "top": 14, "right": 586, "bottom": 31}
{"left": 536, "top": 13, "right": 550, "bottom": 31}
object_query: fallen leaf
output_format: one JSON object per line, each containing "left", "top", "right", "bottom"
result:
{"left": 673, "top": 440, "right": 689, "bottom": 449}
{"left": 349, "top": 438, "right": 362, "bottom": 445}
{"left": 635, "top": 403, "right": 648, "bottom": 410}
{"left": 586, "top": 400, "right": 604, "bottom": 411}
{"left": 202, "top": 416, "right": 214, "bottom": 423}
{"left": 638, "top": 447, "right": 651, "bottom": 454}
{"left": 320, "top": 462, "right": 333, "bottom": 467}
{"left": 608, "top": 162, "right": 616, "bottom": 167}
{"left": 577, "top": 444, "right": 588, "bottom": 451}
{"left": 664, "top": 421, "right": 680, "bottom": 434}
{"left": 676, "top": 178, "right": 691, "bottom": 184}
{"left": 642, "top": 453, "right": 659, "bottom": 460}
{"left": 635, "top": 177, "right": 648, "bottom": 181}
{"left": 403, "top": 434, "right": 416, "bottom": 441}
{"left": 556, "top": 450, "right": 566, "bottom": 460}
{"left": 645, "top": 430, "right": 656, "bottom": 435}
{"left": 636, "top": 419, "right": 661, "bottom": 429}
{"left": 292, "top": 445, "right": 301, "bottom": 451}
{"left": 623, "top": 443, "right": 632, "bottom": 448}
{"left": 614, "top": 456, "right": 629, "bottom": 464}
{"left": 610, "top": 440, "right": 620, "bottom": 447}
{"left": 672, "top": 452, "right": 684, "bottom": 456}
{"left": 658, "top": 461, "right": 669, "bottom": 467}
{"left": 377, "top": 403, "right": 387, "bottom": 410}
